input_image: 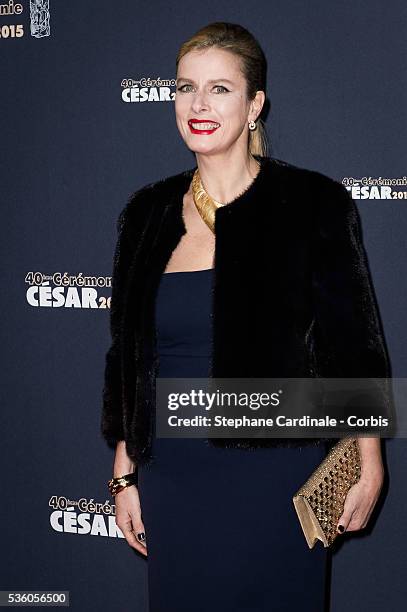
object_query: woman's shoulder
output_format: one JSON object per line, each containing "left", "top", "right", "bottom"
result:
{"left": 117, "top": 166, "right": 194, "bottom": 226}
{"left": 128, "top": 166, "right": 194, "bottom": 206}
{"left": 268, "top": 155, "right": 346, "bottom": 197}
{"left": 267, "top": 156, "right": 354, "bottom": 224}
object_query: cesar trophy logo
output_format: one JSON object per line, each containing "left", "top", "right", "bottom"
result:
{"left": 30, "top": 0, "right": 50, "bottom": 38}
{"left": 121, "top": 77, "right": 176, "bottom": 103}
{"left": 342, "top": 175, "right": 407, "bottom": 200}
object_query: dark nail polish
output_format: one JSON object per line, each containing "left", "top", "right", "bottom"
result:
{"left": 338, "top": 524, "right": 345, "bottom": 533}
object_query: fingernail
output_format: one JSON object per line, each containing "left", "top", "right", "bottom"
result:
{"left": 337, "top": 524, "right": 345, "bottom": 533}
{"left": 137, "top": 532, "right": 146, "bottom": 541}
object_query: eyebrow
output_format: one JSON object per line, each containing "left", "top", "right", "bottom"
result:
{"left": 176, "top": 77, "right": 235, "bottom": 85}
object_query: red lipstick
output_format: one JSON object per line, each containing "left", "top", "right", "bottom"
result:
{"left": 188, "top": 119, "right": 220, "bottom": 135}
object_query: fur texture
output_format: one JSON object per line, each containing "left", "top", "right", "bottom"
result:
{"left": 101, "top": 155, "right": 393, "bottom": 466}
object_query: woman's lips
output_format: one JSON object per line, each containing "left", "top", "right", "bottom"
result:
{"left": 188, "top": 119, "right": 220, "bottom": 135}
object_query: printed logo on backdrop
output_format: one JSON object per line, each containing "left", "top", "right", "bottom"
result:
{"left": 121, "top": 77, "right": 176, "bottom": 103}
{"left": 0, "top": 0, "right": 50, "bottom": 39}
{"left": 49, "top": 495, "right": 124, "bottom": 539}
{"left": 343, "top": 175, "right": 407, "bottom": 200}
{"left": 25, "top": 271, "right": 112, "bottom": 309}
{"left": 30, "top": 0, "right": 50, "bottom": 38}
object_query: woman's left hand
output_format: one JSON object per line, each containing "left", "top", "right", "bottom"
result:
{"left": 336, "top": 464, "right": 384, "bottom": 533}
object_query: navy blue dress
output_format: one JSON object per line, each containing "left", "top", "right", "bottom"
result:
{"left": 137, "top": 268, "right": 329, "bottom": 612}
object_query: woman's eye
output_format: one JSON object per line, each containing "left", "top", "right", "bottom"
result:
{"left": 177, "top": 84, "right": 193, "bottom": 92}
{"left": 214, "top": 85, "right": 229, "bottom": 93}
{"left": 176, "top": 84, "right": 229, "bottom": 93}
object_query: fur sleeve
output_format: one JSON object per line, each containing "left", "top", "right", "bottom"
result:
{"left": 100, "top": 182, "right": 154, "bottom": 447}
{"left": 311, "top": 178, "right": 395, "bottom": 433}
{"left": 100, "top": 204, "right": 132, "bottom": 447}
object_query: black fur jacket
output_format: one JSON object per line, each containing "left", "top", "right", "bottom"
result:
{"left": 101, "top": 155, "right": 393, "bottom": 467}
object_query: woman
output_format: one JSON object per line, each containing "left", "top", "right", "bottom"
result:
{"left": 101, "top": 22, "right": 391, "bottom": 612}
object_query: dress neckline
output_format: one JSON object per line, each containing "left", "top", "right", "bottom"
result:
{"left": 162, "top": 268, "right": 214, "bottom": 275}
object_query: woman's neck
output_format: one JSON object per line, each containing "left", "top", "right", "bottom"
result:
{"left": 194, "top": 152, "right": 261, "bottom": 205}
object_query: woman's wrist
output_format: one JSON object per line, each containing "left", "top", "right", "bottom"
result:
{"left": 357, "top": 437, "right": 384, "bottom": 482}
{"left": 113, "top": 463, "right": 136, "bottom": 478}
{"left": 113, "top": 440, "right": 136, "bottom": 477}
{"left": 113, "top": 469, "right": 135, "bottom": 478}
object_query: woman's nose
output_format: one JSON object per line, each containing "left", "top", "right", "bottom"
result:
{"left": 190, "top": 92, "right": 210, "bottom": 113}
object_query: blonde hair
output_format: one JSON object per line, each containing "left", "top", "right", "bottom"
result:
{"left": 176, "top": 22, "right": 269, "bottom": 157}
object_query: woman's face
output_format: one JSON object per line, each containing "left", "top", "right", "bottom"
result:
{"left": 175, "top": 47, "right": 257, "bottom": 156}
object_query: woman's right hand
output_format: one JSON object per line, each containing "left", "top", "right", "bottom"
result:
{"left": 115, "top": 485, "right": 147, "bottom": 556}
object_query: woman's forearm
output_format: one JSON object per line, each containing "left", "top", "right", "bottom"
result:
{"left": 357, "top": 437, "right": 384, "bottom": 480}
{"left": 113, "top": 440, "right": 136, "bottom": 477}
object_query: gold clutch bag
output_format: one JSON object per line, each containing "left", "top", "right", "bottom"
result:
{"left": 292, "top": 437, "right": 361, "bottom": 549}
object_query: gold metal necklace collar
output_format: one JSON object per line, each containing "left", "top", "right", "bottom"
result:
{"left": 191, "top": 160, "right": 261, "bottom": 233}
{"left": 191, "top": 169, "right": 223, "bottom": 234}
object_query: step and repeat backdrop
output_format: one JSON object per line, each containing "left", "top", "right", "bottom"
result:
{"left": 1, "top": 1, "right": 406, "bottom": 610}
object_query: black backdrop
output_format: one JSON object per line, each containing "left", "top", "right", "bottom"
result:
{"left": 1, "top": 1, "right": 406, "bottom": 611}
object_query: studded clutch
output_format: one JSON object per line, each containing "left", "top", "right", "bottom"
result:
{"left": 292, "top": 437, "right": 361, "bottom": 548}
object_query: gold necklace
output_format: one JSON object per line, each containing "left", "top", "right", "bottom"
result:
{"left": 191, "top": 169, "right": 224, "bottom": 233}
{"left": 191, "top": 161, "right": 261, "bottom": 233}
